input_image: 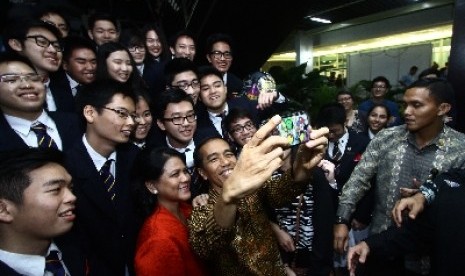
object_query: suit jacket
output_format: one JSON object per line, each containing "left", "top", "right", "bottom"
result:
{"left": 0, "top": 261, "right": 22, "bottom": 276}
{"left": 225, "top": 72, "right": 243, "bottom": 98}
{"left": 327, "top": 130, "right": 374, "bottom": 224}
{"left": 143, "top": 58, "right": 166, "bottom": 100}
{"left": 0, "top": 111, "right": 81, "bottom": 151}
{"left": 64, "top": 141, "right": 141, "bottom": 276}
{"left": 49, "top": 70, "right": 76, "bottom": 113}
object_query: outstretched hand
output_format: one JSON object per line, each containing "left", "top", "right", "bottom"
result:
{"left": 392, "top": 193, "right": 426, "bottom": 227}
{"left": 347, "top": 242, "right": 370, "bottom": 276}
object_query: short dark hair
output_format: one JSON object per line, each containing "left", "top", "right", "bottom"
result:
{"left": 367, "top": 103, "right": 391, "bottom": 119}
{"left": 371, "top": 76, "right": 390, "bottom": 89}
{"left": 62, "top": 36, "right": 96, "bottom": 63}
{"left": 164, "top": 57, "right": 198, "bottom": 85}
{"left": 87, "top": 12, "right": 120, "bottom": 31}
{"left": 120, "top": 28, "right": 145, "bottom": 48}
{"left": 155, "top": 88, "right": 194, "bottom": 120}
{"left": 131, "top": 147, "right": 185, "bottom": 217}
{"left": 75, "top": 79, "right": 137, "bottom": 121}
{"left": 197, "top": 66, "right": 223, "bottom": 82}
{"left": 3, "top": 19, "right": 62, "bottom": 52}
{"left": 193, "top": 137, "right": 224, "bottom": 170}
{"left": 35, "top": 6, "right": 70, "bottom": 31}
{"left": 205, "top": 33, "right": 234, "bottom": 55}
{"left": 315, "top": 103, "right": 346, "bottom": 128}
{"left": 169, "top": 30, "right": 196, "bottom": 48}
{"left": 407, "top": 78, "right": 455, "bottom": 105}
{"left": 0, "top": 149, "right": 64, "bottom": 205}
{"left": 336, "top": 90, "right": 352, "bottom": 100}
{"left": 224, "top": 107, "right": 255, "bottom": 133}
{"left": 0, "top": 52, "right": 37, "bottom": 73}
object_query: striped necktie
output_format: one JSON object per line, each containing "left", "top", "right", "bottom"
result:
{"left": 45, "top": 250, "right": 66, "bottom": 276}
{"left": 332, "top": 139, "right": 342, "bottom": 162}
{"left": 31, "top": 123, "right": 59, "bottom": 150}
{"left": 99, "top": 159, "right": 116, "bottom": 201}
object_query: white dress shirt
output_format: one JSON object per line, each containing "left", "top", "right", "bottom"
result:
{"left": 207, "top": 103, "right": 229, "bottom": 137}
{"left": 166, "top": 137, "right": 196, "bottom": 169}
{"left": 328, "top": 129, "right": 349, "bottom": 159}
{"left": 83, "top": 134, "right": 117, "bottom": 176}
{"left": 44, "top": 78, "right": 57, "bottom": 111}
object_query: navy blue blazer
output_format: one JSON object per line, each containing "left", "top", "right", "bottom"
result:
{"left": 49, "top": 70, "right": 76, "bottom": 113}
{"left": 226, "top": 72, "right": 243, "bottom": 98}
{"left": 143, "top": 58, "right": 166, "bottom": 100}
{"left": 64, "top": 141, "right": 141, "bottom": 276}
{"left": 0, "top": 111, "right": 81, "bottom": 151}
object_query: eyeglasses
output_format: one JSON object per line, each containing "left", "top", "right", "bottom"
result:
{"left": 163, "top": 113, "right": 197, "bottom": 125}
{"left": 230, "top": 121, "right": 256, "bottom": 134}
{"left": 25, "top": 35, "right": 63, "bottom": 52}
{"left": 101, "top": 107, "right": 139, "bottom": 122}
{"left": 0, "top": 73, "right": 44, "bottom": 84}
{"left": 210, "top": 51, "right": 232, "bottom": 60}
{"left": 128, "top": 46, "right": 146, "bottom": 53}
{"left": 372, "top": 86, "right": 387, "bottom": 90}
{"left": 172, "top": 80, "right": 200, "bottom": 91}
{"left": 338, "top": 96, "right": 352, "bottom": 102}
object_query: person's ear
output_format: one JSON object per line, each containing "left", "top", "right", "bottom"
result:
{"left": 206, "top": 54, "right": 212, "bottom": 64}
{"left": 83, "top": 105, "right": 97, "bottom": 123}
{"left": 8, "top": 39, "right": 23, "bottom": 52}
{"left": 156, "top": 119, "right": 166, "bottom": 131}
{"left": 87, "top": 30, "right": 94, "bottom": 40}
{"left": 170, "top": 47, "right": 175, "bottom": 56}
{"left": 197, "top": 167, "right": 208, "bottom": 180}
{"left": 62, "top": 60, "right": 69, "bottom": 71}
{"left": 0, "top": 199, "right": 15, "bottom": 223}
{"left": 145, "top": 180, "right": 158, "bottom": 194}
{"left": 437, "top": 102, "right": 451, "bottom": 116}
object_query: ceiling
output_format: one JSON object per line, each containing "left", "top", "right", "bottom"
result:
{"left": 1, "top": 0, "right": 454, "bottom": 76}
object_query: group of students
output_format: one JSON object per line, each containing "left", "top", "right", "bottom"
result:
{"left": 1, "top": 5, "right": 465, "bottom": 276}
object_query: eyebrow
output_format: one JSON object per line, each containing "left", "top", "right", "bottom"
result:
{"left": 42, "top": 179, "right": 69, "bottom": 187}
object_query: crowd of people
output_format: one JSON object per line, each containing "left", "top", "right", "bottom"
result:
{"left": 0, "top": 5, "right": 463, "bottom": 276}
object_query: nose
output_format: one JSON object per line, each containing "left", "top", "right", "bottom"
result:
{"left": 219, "top": 155, "right": 231, "bottom": 167}
{"left": 64, "top": 186, "right": 77, "bottom": 204}
{"left": 181, "top": 171, "right": 191, "bottom": 182}
{"left": 45, "top": 43, "right": 58, "bottom": 53}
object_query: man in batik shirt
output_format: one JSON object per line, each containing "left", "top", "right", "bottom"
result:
{"left": 189, "top": 116, "right": 329, "bottom": 275}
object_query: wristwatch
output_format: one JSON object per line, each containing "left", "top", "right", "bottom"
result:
{"left": 335, "top": 216, "right": 350, "bottom": 227}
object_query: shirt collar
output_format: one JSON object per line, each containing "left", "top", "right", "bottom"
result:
{"left": 406, "top": 125, "right": 447, "bottom": 150}
{"left": 82, "top": 134, "right": 117, "bottom": 171}
{"left": 207, "top": 103, "right": 229, "bottom": 120}
{"left": 0, "top": 242, "right": 62, "bottom": 276}
{"left": 4, "top": 110, "right": 51, "bottom": 136}
{"left": 166, "top": 136, "right": 195, "bottom": 153}
{"left": 65, "top": 73, "right": 79, "bottom": 89}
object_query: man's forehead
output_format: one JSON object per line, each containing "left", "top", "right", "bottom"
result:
{"left": 201, "top": 138, "right": 230, "bottom": 154}
{"left": 165, "top": 100, "right": 194, "bottom": 112}
{"left": 201, "top": 74, "right": 221, "bottom": 83}
{"left": 174, "top": 71, "right": 197, "bottom": 82}
{"left": 27, "top": 27, "right": 57, "bottom": 40}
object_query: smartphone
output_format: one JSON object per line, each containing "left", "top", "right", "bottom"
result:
{"left": 263, "top": 111, "right": 311, "bottom": 146}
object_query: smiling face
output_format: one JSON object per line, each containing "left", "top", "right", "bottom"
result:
{"left": 171, "top": 71, "right": 200, "bottom": 104}
{"left": 106, "top": 50, "right": 133, "bottom": 83}
{"left": 63, "top": 47, "right": 97, "bottom": 84}
{"left": 198, "top": 138, "right": 236, "bottom": 192}
{"left": 40, "top": 12, "right": 69, "bottom": 38}
{"left": 0, "top": 61, "right": 45, "bottom": 120}
{"left": 145, "top": 30, "right": 162, "bottom": 58}
{"left": 84, "top": 93, "right": 136, "bottom": 155}
{"left": 403, "top": 87, "right": 448, "bottom": 134}
{"left": 207, "top": 41, "right": 232, "bottom": 73}
{"left": 371, "top": 81, "right": 388, "bottom": 100}
{"left": 8, "top": 163, "right": 76, "bottom": 241}
{"left": 157, "top": 101, "right": 196, "bottom": 148}
{"left": 170, "top": 36, "right": 196, "bottom": 61}
{"left": 229, "top": 117, "right": 257, "bottom": 147}
{"left": 151, "top": 156, "right": 191, "bottom": 206}
{"left": 199, "top": 74, "right": 227, "bottom": 113}
{"left": 337, "top": 93, "right": 353, "bottom": 111}
{"left": 368, "top": 106, "right": 389, "bottom": 134}
{"left": 88, "top": 20, "right": 119, "bottom": 46}
{"left": 134, "top": 97, "right": 152, "bottom": 141}
{"left": 14, "top": 27, "right": 62, "bottom": 75}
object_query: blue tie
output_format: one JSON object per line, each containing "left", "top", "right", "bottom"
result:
{"left": 45, "top": 250, "right": 66, "bottom": 276}
{"left": 31, "top": 123, "right": 59, "bottom": 150}
{"left": 99, "top": 159, "right": 116, "bottom": 201}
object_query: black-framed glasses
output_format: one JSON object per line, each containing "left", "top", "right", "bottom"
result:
{"left": 25, "top": 35, "right": 63, "bottom": 52}
{"left": 172, "top": 80, "right": 200, "bottom": 91}
{"left": 128, "top": 46, "right": 146, "bottom": 53}
{"left": 163, "top": 113, "right": 197, "bottom": 125}
{"left": 101, "top": 107, "right": 139, "bottom": 122}
{"left": 230, "top": 121, "right": 256, "bottom": 134}
{"left": 0, "top": 73, "right": 44, "bottom": 84}
{"left": 210, "top": 51, "right": 232, "bottom": 60}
